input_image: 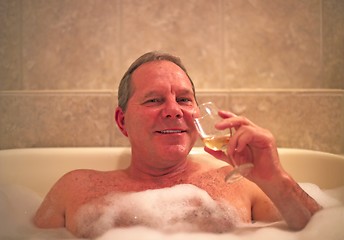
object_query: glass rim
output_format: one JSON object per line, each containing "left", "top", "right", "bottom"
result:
{"left": 193, "top": 101, "right": 219, "bottom": 120}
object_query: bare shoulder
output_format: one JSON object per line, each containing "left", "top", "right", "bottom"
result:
{"left": 34, "top": 169, "right": 125, "bottom": 228}
{"left": 48, "top": 169, "right": 97, "bottom": 195}
{"left": 51, "top": 168, "right": 126, "bottom": 195}
{"left": 33, "top": 169, "right": 91, "bottom": 228}
{"left": 37, "top": 169, "right": 98, "bottom": 205}
{"left": 58, "top": 169, "right": 97, "bottom": 185}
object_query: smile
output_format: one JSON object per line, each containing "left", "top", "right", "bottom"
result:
{"left": 156, "top": 130, "right": 186, "bottom": 134}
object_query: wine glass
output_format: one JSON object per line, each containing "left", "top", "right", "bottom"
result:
{"left": 193, "top": 102, "right": 253, "bottom": 183}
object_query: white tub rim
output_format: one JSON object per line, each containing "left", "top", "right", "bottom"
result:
{"left": 0, "top": 147, "right": 343, "bottom": 197}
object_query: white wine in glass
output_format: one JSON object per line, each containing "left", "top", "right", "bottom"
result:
{"left": 202, "top": 135, "right": 230, "bottom": 151}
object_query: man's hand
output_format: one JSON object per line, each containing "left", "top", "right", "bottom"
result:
{"left": 204, "top": 110, "right": 284, "bottom": 182}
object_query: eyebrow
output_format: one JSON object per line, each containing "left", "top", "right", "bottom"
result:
{"left": 142, "top": 90, "right": 161, "bottom": 100}
{"left": 176, "top": 89, "right": 195, "bottom": 97}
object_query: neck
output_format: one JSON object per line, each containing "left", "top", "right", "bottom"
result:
{"left": 128, "top": 159, "right": 187, "bottom": 179}
{"left": 126, "top": 158, "right": 202, "bottom": 183}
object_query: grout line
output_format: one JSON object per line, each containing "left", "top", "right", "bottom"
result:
{"left": 116, "top": 0, "right": 122, "bottom": 92}
{"left": 220, "top": 0, "right": 224, "bottom": 88}
{"left": 19, "top": 0, "right": 23, "bottom": 90}
{"left": 320, "top": 0, "right": 324, "bottom": 73}
{"left": 0, "top": 89, "right": 343, "bottom": 96}
{"left": 0, "top": 90, "right": 116, "bottom": 96}
{"left": 195, "top": 88, "right": 344, "bottom": 94}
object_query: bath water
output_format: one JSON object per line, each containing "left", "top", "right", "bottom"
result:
{"left": 0, "top": 183, "right": 343, "bottom": 240}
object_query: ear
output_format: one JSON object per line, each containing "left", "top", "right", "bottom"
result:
{"left": 115, "top": 107, "right": 128, "bottom": 137}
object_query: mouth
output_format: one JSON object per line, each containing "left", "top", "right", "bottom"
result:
{"left": 156, "top": 129, "right": 187, "bottom": 134}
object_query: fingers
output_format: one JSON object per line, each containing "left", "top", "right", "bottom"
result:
{"left": 215, "top": 110, "right": 254, "bottom": 156}
{"left": 218, "top": 110, "right": 237, "bottom": 118}
{"left": 227, "top": 126, "right": 253, "bottom": 156}
{"left": 216, "top": 114, "right": 253, "bottom": 131}
{"left": 215, "top": 109, "right": 273, "bottom": 161}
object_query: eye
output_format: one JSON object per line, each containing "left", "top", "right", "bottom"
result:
{"left": 147, "top": 99, "right": 160, "bottom": 103}
{"left": 177, "top": 97, "right": 192, "bottom": 104}
{"left": 143, "top": 98, "right": 162, "bottom": 105}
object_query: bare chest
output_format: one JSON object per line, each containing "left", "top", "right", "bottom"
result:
{"left": 65, "top": 168, "right": 252, "bottom": 237}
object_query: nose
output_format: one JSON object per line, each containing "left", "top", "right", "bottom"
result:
{"left": 162, "top": 100, "right": 183, "bottom": 119}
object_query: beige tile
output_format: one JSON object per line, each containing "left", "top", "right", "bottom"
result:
{"left": 195, "top": 91, "right": 229, "bottom": 110}
{"left": 1, "top": 0, "right": 343, "bottom": 153}
{"left": 0, "top": 92, "right": 114, "bottom": 149}
{"left": 0, "top": 0, "right": 22, "bottom": 90}
{"left": 226, "top": 90, "right": 344, "bottom": 154}
{"left": 223, "top": 0, "right": 322, "bottom": 88}
{"left": 1, "top": 90, "right": 343, "bottom": 153}
{"left": 120, "top": 0, "right": 223, "bottom": 89}
{"left": 322, "top": 0, "right": 344, "bottom": 89}
{"left": 22, "top": 0, "right": 119, "bottom": 90}
{"left": 112, "top": 90, "right": 344, "bottom": 153}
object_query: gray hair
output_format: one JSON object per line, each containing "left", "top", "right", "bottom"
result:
{"left": 117, "top": 51, "right": 196, "bottom": 111}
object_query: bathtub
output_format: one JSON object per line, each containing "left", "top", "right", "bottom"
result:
{"left": 0, "top": 147, "right": 343, "bottom": 240}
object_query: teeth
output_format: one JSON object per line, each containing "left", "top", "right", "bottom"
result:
{"left": 159, "top": 130, "right": 183, "bottom": 134}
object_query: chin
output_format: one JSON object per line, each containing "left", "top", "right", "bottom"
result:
{"left": 163, "top": 144, "right": 191, "bottom": 157}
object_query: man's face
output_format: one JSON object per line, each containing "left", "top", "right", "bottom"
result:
{"left": 120, "top": 60, "right": 198, "bottom": 168}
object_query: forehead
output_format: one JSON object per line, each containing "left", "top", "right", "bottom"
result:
{"left": 131, "top": 60, "right": 193, "bottom": 93}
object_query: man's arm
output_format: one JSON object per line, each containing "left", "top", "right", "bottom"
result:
{"left": 33, "top": 174, "right": 70, "bottom": 228}
{"left": 254, "top": 169, "right": 321, "bottom": 230}
{"left": 210, "top": 110, "right": 322, "bottom": 229}
{"left": 34, "top": 192, "right": 65, "bottom": 228}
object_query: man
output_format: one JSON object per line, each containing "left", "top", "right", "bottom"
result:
{"left": 34, "top": 51, "right": 321, "bottom": 238}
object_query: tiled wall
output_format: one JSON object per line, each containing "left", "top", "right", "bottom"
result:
{"left": 1, "top": 0, "right": 343, "bottom": 154}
